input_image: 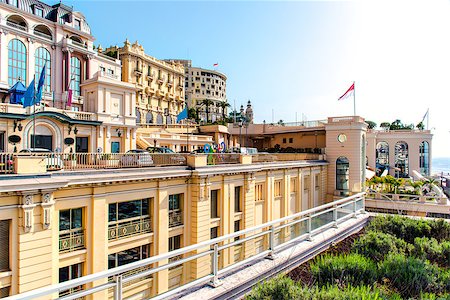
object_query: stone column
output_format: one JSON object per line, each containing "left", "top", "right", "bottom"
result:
{"left": 243, "top": 172, "right": 256, "bottom": 258}
{"left": 154, "top": 181, "right": 169, "bottom": 295}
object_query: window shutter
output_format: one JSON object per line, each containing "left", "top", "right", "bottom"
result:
{"left": 0, "top": 220, "right": 10, "bottom": 271}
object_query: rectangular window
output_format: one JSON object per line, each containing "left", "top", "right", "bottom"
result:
{"left": 211, "top": 189, "right": 219, "bottom": 218}
{"left": 289, "top": 138, "right": 293, "bottom": 143}
{"left": 274, "top": 180, "right": 282, "bottom": 198}
{"left": 9, "top": 0, "right": 18, "bottom": 7}
{"left": 108, "top": 199, "right": 151, "bottom": 240}
{"left": 210, "top": 227, "right": 218, "bottom": 239}
{"left": 35, "top": 7, "right": 43, "bottom": 17}
{"left": 304, "top": 175, "right": 310, "bottom": 191}
{"left": 255, "top": 183, "right": 264, "bottom": 201}
{"left": 169, "top": 235, "right": 181, "bottom": 251}
{"left": 59, "top": 16, "right": 65, "bottom": 24}
{"left": 59, "top": 208, "right": 84, "bottom": 252}
{"left": 234, "top": 186, "right": 241, "bottom": 213}
{"left": 74, "top": 19, "right": 81, "bottom": 30}
{"left": 290, "top": 177, "right": 297, "bottom": 193}
{"left": 108, "top": 245, "right": 149, "bottom": 269}
{"left": 315, "top": 174, "right": 320, "bottom": 190}
{"left": 282, "top": 138, "right": 286, "bottom": 144}
{"left": 59, "top": 263, "right": 83, "bottom": 297}
{"left": 234, "top": 220, "right": 241, "bottom": 241}
{"left": 0, "top": 220, "right": 9, "bottom": 272}
{"left": 169, "top": 194, "right": 183, "bottom": 227}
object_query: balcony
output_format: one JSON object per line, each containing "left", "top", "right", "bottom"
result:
{"left": 108, "top": 216, "right": 152, "bottom": 241}
{"left": 169, "top": 210, "right": 183, "bottom": 228}
{"left": 146, "top": 73, "right": 154, "bottom": 81}
{"left": 34, "top": 30, "right": 52, "bottom": 41}
{"left": 6, "top": 20, "right": 27, "bottom": 31}
{"left": 59, "top": 229, "right": 85, "bottom": 253}
{"left": 167, "top": 79, "right": 173, "bottom": 87}
{"left": 71, "top": 40, "right": 87, "bottom": 49}
{"left": 177, "top": 84, "right": 183, "bottom": 91}
{"left": 157, "top": 77, "right": 164, "bottom": 85}
{"left": 134, "top": 68, "right": 143, "bottom": 76}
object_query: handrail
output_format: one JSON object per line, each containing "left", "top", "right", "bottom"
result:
{"left": 5, "top": 193, "right": 365, "bottom": 300}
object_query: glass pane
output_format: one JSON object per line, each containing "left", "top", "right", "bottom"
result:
{"left": 142, "top": 199, "right": 149, "bottom": 216}
{"left": 71, "top": 208, "right": 83, "bottom": 229}
{"left": 59, "top": 266, "right": 69, "bottom": 283}
{"left": 118, "top": 200, "right": 140, "bottom": 220}
{"left": 108, "top": 203, "right": 116, "bottom": 222}
{"left": 108, "top": 254, "right": 116, "bottom": 269}
{"left": 59, "top": 210, "right": 70, "bottom": 231}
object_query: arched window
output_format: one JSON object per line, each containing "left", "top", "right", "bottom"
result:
{"left": 395, "top": 141, "right": 409, "bottom": 178}
{"left": 156, "top": 114, "right": 163, "bottom": 125}
{"left": 166, "top": 115, "right": 172, "bottom": 124}
{"left": 35, "top": 47, "right": 51, "bottom": 93}
{"left": 135, "top": 108, "right": 141, "bottom": 124}
{"left": 145, "top": 112, "right": 153, "bottom": 124}
{"left": 70, "top": 57, "right": 81, "bottom": 97}
{"left": 419, "top": 141, "right": 430, "bottom": 176}
{"left": 34, "top": 25, "right": 52, "bottom": 40}
{"left": 8, "top": 39, "right": 27, "bottom": 86}
{"left": 376, "top": 141, "right": 389, "bottom": 176}
{"left": 336, "top": 157, "right": 350, "bottom": 192}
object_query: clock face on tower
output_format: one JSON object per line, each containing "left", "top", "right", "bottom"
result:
{"left": 337, "top": 133, "right": 347, "bottom": 143}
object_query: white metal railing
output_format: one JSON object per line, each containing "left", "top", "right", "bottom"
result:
{"left": 6, "top": 21, "right": 27, "bottom": 31}
{"left": 34, "top": 30, "right": 52, "bottom": 40}
{"left": 4, "top": 193, "right": 365, "bottom": 300}
{"left": 366, "top": 191, "right": 447, "bottom": 204}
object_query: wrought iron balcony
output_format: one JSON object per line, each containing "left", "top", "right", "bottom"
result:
{"left": 108, "top": 216, "right": 152, "bottom": 241}
{"left": 59, "top": 229, "right": 85, "bottom": 253}
{"left": 6, "top": 21, "right": 27, "bottom": 31}
{"left": 34, "top": 30, "right": 52, "bottom": 40}
{"left": 169, "top": 210, "right": 183, "bottom": 228}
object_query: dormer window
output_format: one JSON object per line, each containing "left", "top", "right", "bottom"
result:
{"left": 59, "top": 16, "right": 65, "bottom": 25}
{"left": 35, "top": 8, "right": 43, "bottom": 18}
{"left": 9, "top": 0, "right": 18, "bottom": 7}
{"left": 74, "top": 19, "right": 81, "bottom": 30}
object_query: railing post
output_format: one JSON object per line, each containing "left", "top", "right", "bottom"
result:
{"left": 361, "top": 196, "right": 366, "bottom": 214}
{"left": 210, "top": 243, "right": 222, "bottom": 287}
{"left": 333, "top": 204, "right": 338, "bottom": 228}
{"left": 113, "top": 274, "right": 123, "bottom": 300}
{"left": 307, "top": 215, "right": 313, "bottom": 241}
{"left": 352, "top": 199, "right": 357, "bottom": 218}
{"left": 267, "top": 225, "right": 276, "bottom": 260}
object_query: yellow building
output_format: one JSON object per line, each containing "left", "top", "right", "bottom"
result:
{"left": 106, "top": 41, "right": 185, "bottom": 126}
{"left": 0, "top": 155, "right": 328, "bottom": 298}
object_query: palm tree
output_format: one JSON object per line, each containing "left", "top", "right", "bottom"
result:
{"left": 217, "top": 101, "right": 231, "bottom": 122}
{"left": 199, "top": 99, "right": 214, "bottom": 123}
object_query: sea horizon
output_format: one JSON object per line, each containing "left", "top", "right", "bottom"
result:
{"left": 432, "top": 157, "right": 450, "bottom": 175}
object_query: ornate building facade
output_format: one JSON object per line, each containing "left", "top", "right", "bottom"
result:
{"left": 0, "top": 0, "right": 137, "bottom": 154}
{"left": 108, "top": 41, "right": 185, "bottom": 126}
{"left": 166, "top": 59, "right": 228, "bottom": 123}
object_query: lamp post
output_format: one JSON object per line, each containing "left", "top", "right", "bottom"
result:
{"left": 238, "top": 120, "right": 243, "bottom": 148}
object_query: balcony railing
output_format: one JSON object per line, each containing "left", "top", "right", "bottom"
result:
{"left": 59, "top": 229, "right": 85, "bottom": 253}
{"left": 6, "top": 21, "right": 27, "bottom": 31}
{"left": 108, "top": 216, "right": 152, "bottom": 241}
{"left": 169, "top": 210, "right": 183, "bottom": 228}
{"left": 6, "top": 193, "right": 365, "bottom": 300}
{"left": 34, "top": 30, "right": 52, "bottom": 40}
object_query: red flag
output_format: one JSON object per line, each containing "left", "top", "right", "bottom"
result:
{"left": 338, "top": 82, "right": 355, "bottom": 101}
{"left": 67, "top": 89, "right": 73, "bottom": 107}
{"left": 213, "top": 63, "right": 219, "bottom": 67}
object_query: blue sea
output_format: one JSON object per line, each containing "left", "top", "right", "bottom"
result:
{"left": 432, "top": 157, "right": 450, "bottom": 175}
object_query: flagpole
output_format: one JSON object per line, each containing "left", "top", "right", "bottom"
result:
{"left": 427, "top": 108, "right": 429, "bottom": 130}
{"left": 353, "top": 81, "right": 356, "bottom": 116}
{"left": 33, "top": 74, "right": 36, "bottom": 149}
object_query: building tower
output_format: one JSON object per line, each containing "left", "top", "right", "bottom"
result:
{"left": 245, "top": 100, "right": 254, "bottom": 124}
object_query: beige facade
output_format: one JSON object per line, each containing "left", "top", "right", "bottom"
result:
{"left": 0, "top": 158, "right": 327, "bottom": 298}
{"left": 109, "top": 41, "right": 185, "bottom": 126}
{"left": 167, "top": 60, "right": 228, "bottom": 123}
{"left": 0, "top": 1, "right": 137, "bottom": 153}
{"left": 366, "top": 129, "right": 433, "bottom": 177}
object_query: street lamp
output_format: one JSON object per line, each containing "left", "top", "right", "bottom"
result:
{"left": 238, "top": 120, "right": 243, "bottom": 148}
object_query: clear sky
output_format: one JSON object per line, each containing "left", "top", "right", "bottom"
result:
{"left": 62, "top": 0, "right": 450, "bottom": 157}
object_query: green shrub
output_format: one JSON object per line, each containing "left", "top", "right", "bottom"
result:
{"left": 379, "top": 254, "right": 439, "bottom": 298}
{"left": 367, "top": 215, "right": 432, "bottom": 243}
{"left": 245, "top": 275, "right": 302, "bottom": 300}
{"left": 440, "top": 241, "right": 450, "bottom": 267}
{"left": 310, "top": 253, "right": 377, "bottom": 287}
{"left": 296, "top": 285, "right": 399, "bottom": 300}
{"left": 412, "top": 237, "right": 442, "bottom": 261}
{"left": 352, "top": 230, "right": 412, "bottom": 261}
{"left": 429, "top": 219, "right": 450, "bottom": 242}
